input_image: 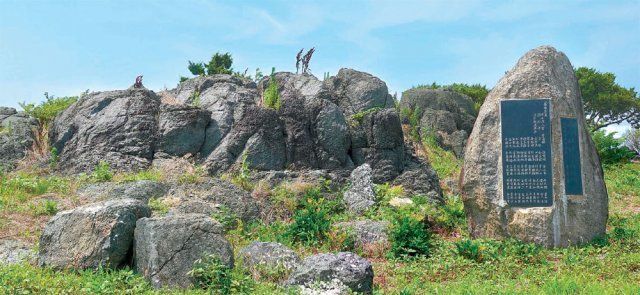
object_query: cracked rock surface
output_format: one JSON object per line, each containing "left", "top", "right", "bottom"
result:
{"left": 38, "top": 198, "right": 151, "bottom": 270}
{"left": 134, "top": 214, "right": 234, "bottom": 289}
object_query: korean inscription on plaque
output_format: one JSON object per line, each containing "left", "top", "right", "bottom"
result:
{"left": 500, "top": 99, "right": 553, "bottom": 207}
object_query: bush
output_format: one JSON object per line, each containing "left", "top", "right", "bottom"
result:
{"left": 211, "top": 205, "right": 238, "bottom": 230}
{"left": 263, "top": 68, "right": 281, "bottom": 111}
{"left": 389, "top": 215, "right": 432, "bottom": 258}
{"left": 591, "top": 130, "right": 635, "bottom": 164}
{"left": 454, "top": 239, "right": 486, "bottom": 262}
{"left": 284, "top": 187, "right": 334, "bottom": 246}
{"left": 91, "top": 161, "right": 113, "bottom": 182}
{"left": 188, "top": 253, "right": 253, "bottom": 294}
{"left": 147, "top": 197, "right": 169, "bottom": 215}
{"left": 20, "top": 93, "right": 78, "bottom": 128}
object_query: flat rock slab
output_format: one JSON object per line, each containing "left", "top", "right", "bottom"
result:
{"left": 461, "top": 46, "right": 608, "bottom": 248}
{"left": 285, "top": 252, "right": 373, "bottom": 294}
{"left": 134, "top": 214, "right": 234, "bottom": 289}
{"left": 39, "top": 198, "right": 151, "bottom": 269}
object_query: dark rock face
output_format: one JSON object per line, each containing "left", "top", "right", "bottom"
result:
{"left": 350, "top": 108, "right": 405, "bottom": 182}
{"left": 156, "top": 104, "right": 210, "bottom": 157}
{"left": 38, "top": 198, "right": 151, "bottom": 269}
{"left": 50, "top": 89, "right": 161, "bottom": 173}
{"left": 258, "top": 73, "right": 351, "bottom": 170}
{"left": 461, "top": 46, "right": 608, "bottom": 248}
{"left": 239, "top": 241, "right": 300, "bottom": 272}
{"left": 392, "top": 145, "right": 443, "bottom": 201}
{"left": 134, "top": 214, "right": 234, "bottom": 289}
{"left": 176, "top": 75, "right": 258, "bottom": 157}
{"left": 0, "top": 107, "right": 37, "bottom": 172}
{"left": 204, "top": 106, "right": 286, "bottom": 174}
{"left": 326, "top": 68, "right": 395, "bottom": 117}
{"left": 400, "top": 88, "right": 476, "bottom": 157}
{"left": 285, "top": 252, "right": 373, "bottom": 294}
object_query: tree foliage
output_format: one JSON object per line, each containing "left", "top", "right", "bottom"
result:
{"left": 186, "top": 52, "right": 234, "bottom": 77}
{"left": 591, "top": 130, "right": 635, "bottom": 164}
{"left": 187, "top": 61, "right": 205, "bottom": 76}
{"left": 575, "top": 67, "right": 640, "bottom": 131}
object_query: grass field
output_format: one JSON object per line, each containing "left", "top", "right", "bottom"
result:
{"left": 0, "top": 155, "right": 638, "bottom": 294}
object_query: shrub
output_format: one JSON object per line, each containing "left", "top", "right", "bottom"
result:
{"left": 211, "top": 205, "right": 238, "bottom": 230}
{"left": 349, "top": 107, "right": 383, "bottom": 127}
{"left": 206, "top": 52, "right": 234, "bottom": 75}
{"left": 20, "top": 93, "right": 78, "bottom": 128}
{"left": 284, "top": 187, "right": 334, "bottom": 245}
{"left": 188, "top": 253, "right": 254, "bottom": 294}
{"left": 48, "top": 147, "right": 59, "bottom": 169}
{"left": 591, "top": 130, "right": 635, "bottom": 164}
{"left": 389, "top": 215, "right": 432, "bottom": 258}
{"left": 29, "top": 199, "right": 58, "bottom": 216}
{"left": 454, "top": 239, "right": 487, "bottom": 262}
{"left": 147, "top": 197, "right": 169, "bottom": 215}
{"left": 263, "top": 68, "right": 281, "bottom": 111}
{"left": 222, "top": 151, "right": 253, "bottom": 191}
{"left": 188, "top": 61, "right": 206, "bottom": 76}
{"left": 91, "top": 161, "right": 113, "bottom": 182}
{"left": 435, "top": 195, "right": 466, "bottom": 232}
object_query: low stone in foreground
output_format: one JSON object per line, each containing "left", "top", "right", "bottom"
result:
{"left": 134, "top": 214, "right": 234, "bottom": 289}
{"left": 285, "top": 252, "right": 373, "bottom": 294}
{"left": 239, "top": 241, "right": 300, "bottom": 273}
{"left": 38, "top": 198, "right": 151, "bottom": 269}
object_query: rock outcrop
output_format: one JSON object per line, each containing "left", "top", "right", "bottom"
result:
{"left": 461, "top": 46, "right": 608, "bottom": 248}
{"left": 134, "top": 214, "right": 234, "bottom": 288}
{"left": 286, "top": 252, "right": 373, "bottom": 294}
{"left": 0, "top": 107, "right": 37, "bottom": 172}
{"left": 400, "top": 88, "right": 476, "bottom": 157}
{"left": 39, "top": 198, "right": 151, "bottom": 269}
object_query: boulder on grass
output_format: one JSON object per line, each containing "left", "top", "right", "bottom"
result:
{"left": 38, "top": 198, "right": 151, "bottom": 269}
{"left": 285, "top": 252, "right": 373, "bottom": 294}
{"left": 134, "top": 214, "right": 234, "bottom": 289}
{"left": 239, "top": 241, "right": 300, "bottom": 273}
{"left": 343, "top": 164, "right": 376, "bottom": 214}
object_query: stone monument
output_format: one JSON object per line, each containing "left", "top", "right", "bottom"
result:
{"left": 461, "top": 46, "right": 608, "bottom": 248}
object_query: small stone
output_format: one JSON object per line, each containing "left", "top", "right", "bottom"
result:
{"left": 389, "top": 197, "right": 413, "bottom": 207}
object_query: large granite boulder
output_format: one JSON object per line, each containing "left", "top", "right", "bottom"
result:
{"left": 39, "top": 198, "right": 151, "bottom": 269}
{"left": 155, "top": 104, "right": 210, "bottom": 157}
{"left": 326, "top": 68, "right": 395, "bottom": 117}
{"left": 286, "top": 252, "right": 373, "bottom": 294}
{"left": 176, "top": 75, "right": 258, "bottom": 157}
{"left": 134, "top": 214, "right": 234, "bottom": 289}
{"left": 461, "top": 46, "right": 608, "bottom": 248}
{"left": 400, "top": 88, "right": 476, "bottom": 157}
{"left": 0, "top": 107, "right": 37, "bottom": 172}
{"left": 343, "top": 164, "right": 376, "bottom": 213}
{"left": 50, "top": 88, "right": 161, "bottom": 173}
{"left": 204, "top": 106, "right": 286, "bottom": 174}
{"left": 258, "top": 73, "right": 351, "bottom": 169}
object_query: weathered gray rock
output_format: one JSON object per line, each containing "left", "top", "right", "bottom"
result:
{"left": 50, "top": 88, "right": 160, "bottom": 173}
{"left": 176, "top": 75, "right": 258, "bottom": 157}
{"left": 77, "top": 180, "right": 168, "bottom": 203}
{"left": 204, "top": 106, "right": 286, "bottom": 174}
{"left": 286, "top": 252, "right": 373, "bottom": 294}
{"left": 239, "top": 241, "right": 300, "bottom": 272}
{"left": 392, "top": 145, "right": 443, "bottom": 202}
{"left": 258, "top": 73, "right": 351, "bottom": 169}
{"left": 0, "top": 240, "right": 36, "bottom": 265}
{"left": 39, "top": 198, "right": 151, "bottom": 269}
{"left": 0, "top": 108, "right": 37, "bottom": 172}
{"left": 335, "top": 220, "right": 390, "bottom": 246}
{"left": 164, "top": 178, "right": 260, "bottom": 223}
{"left": 156, "top": 104, "right": 210, "bottom": 157}
{"left": 350, "top": 109, "right": 405, "bottom": 182}
{"left": 326, "top": 68, "right": 395, "bottom": 117}
{"left": 400, "top": 88, "right": 476, "bottom": 157}
{"left": 343, "top": 164, "right": 376, "bottom": 213}
{"left": 461, "top": 46, "right": 608, "bottom": 248}
{"left": 134, "top": 214, "right": 234, "bottom": 289}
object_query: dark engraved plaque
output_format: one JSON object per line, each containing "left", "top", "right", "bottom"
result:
{"left": 561, "top": 118, "right": 583, "bottom": 195}
{"left": 500, "top": 99, "right": 553, "bottom": 207}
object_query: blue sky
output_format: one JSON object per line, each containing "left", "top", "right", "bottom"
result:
{"left": 1, "top": 0, "right": 639, "bottom": 132}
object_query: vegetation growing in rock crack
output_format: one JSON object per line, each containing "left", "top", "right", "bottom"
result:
{"left": 262, "top": 67, "right": 281, "bottom": 111}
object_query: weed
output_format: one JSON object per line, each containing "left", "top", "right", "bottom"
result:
{"left": 223, "top": 151, "right": 253, "bottom": 190}
{"left": 284, "top": 187, "right": 335, "bottom": 246}
{"left": 263, "top": 67, "right": 281, "bottom": 111}
{"left": 454, "top": 239, "right": 487, "bottom": 262}
{"left": 389, "top": 215, "right": 432, "bottom": 258}
{"left": 211, "top": 205, "right": 238, "bottom": 230}
{"left": 29, "top": 199, "right": 58, "bottom": 216}
{"left": 178, "top": 166, "right": 206, "bottom": 184}
{"left": 115, "top": 169, "right": 162, "bottom": 183}
{"left": 91, "top": 161, "right": 113, "bottom": 182}
{"left": 188, "top": 253, "right": 254, "bottom": 294}
{"left": 48, "top": 147, "right": 59, "bottom": 169}
{"left": 190, "top": 90, "right": 201, "bottom": 107}
{"left": 148, "top": 197, "right": 169, "bottom": 215}
{"left": 349, "top": 107, "right": 383, "bottom": 127}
